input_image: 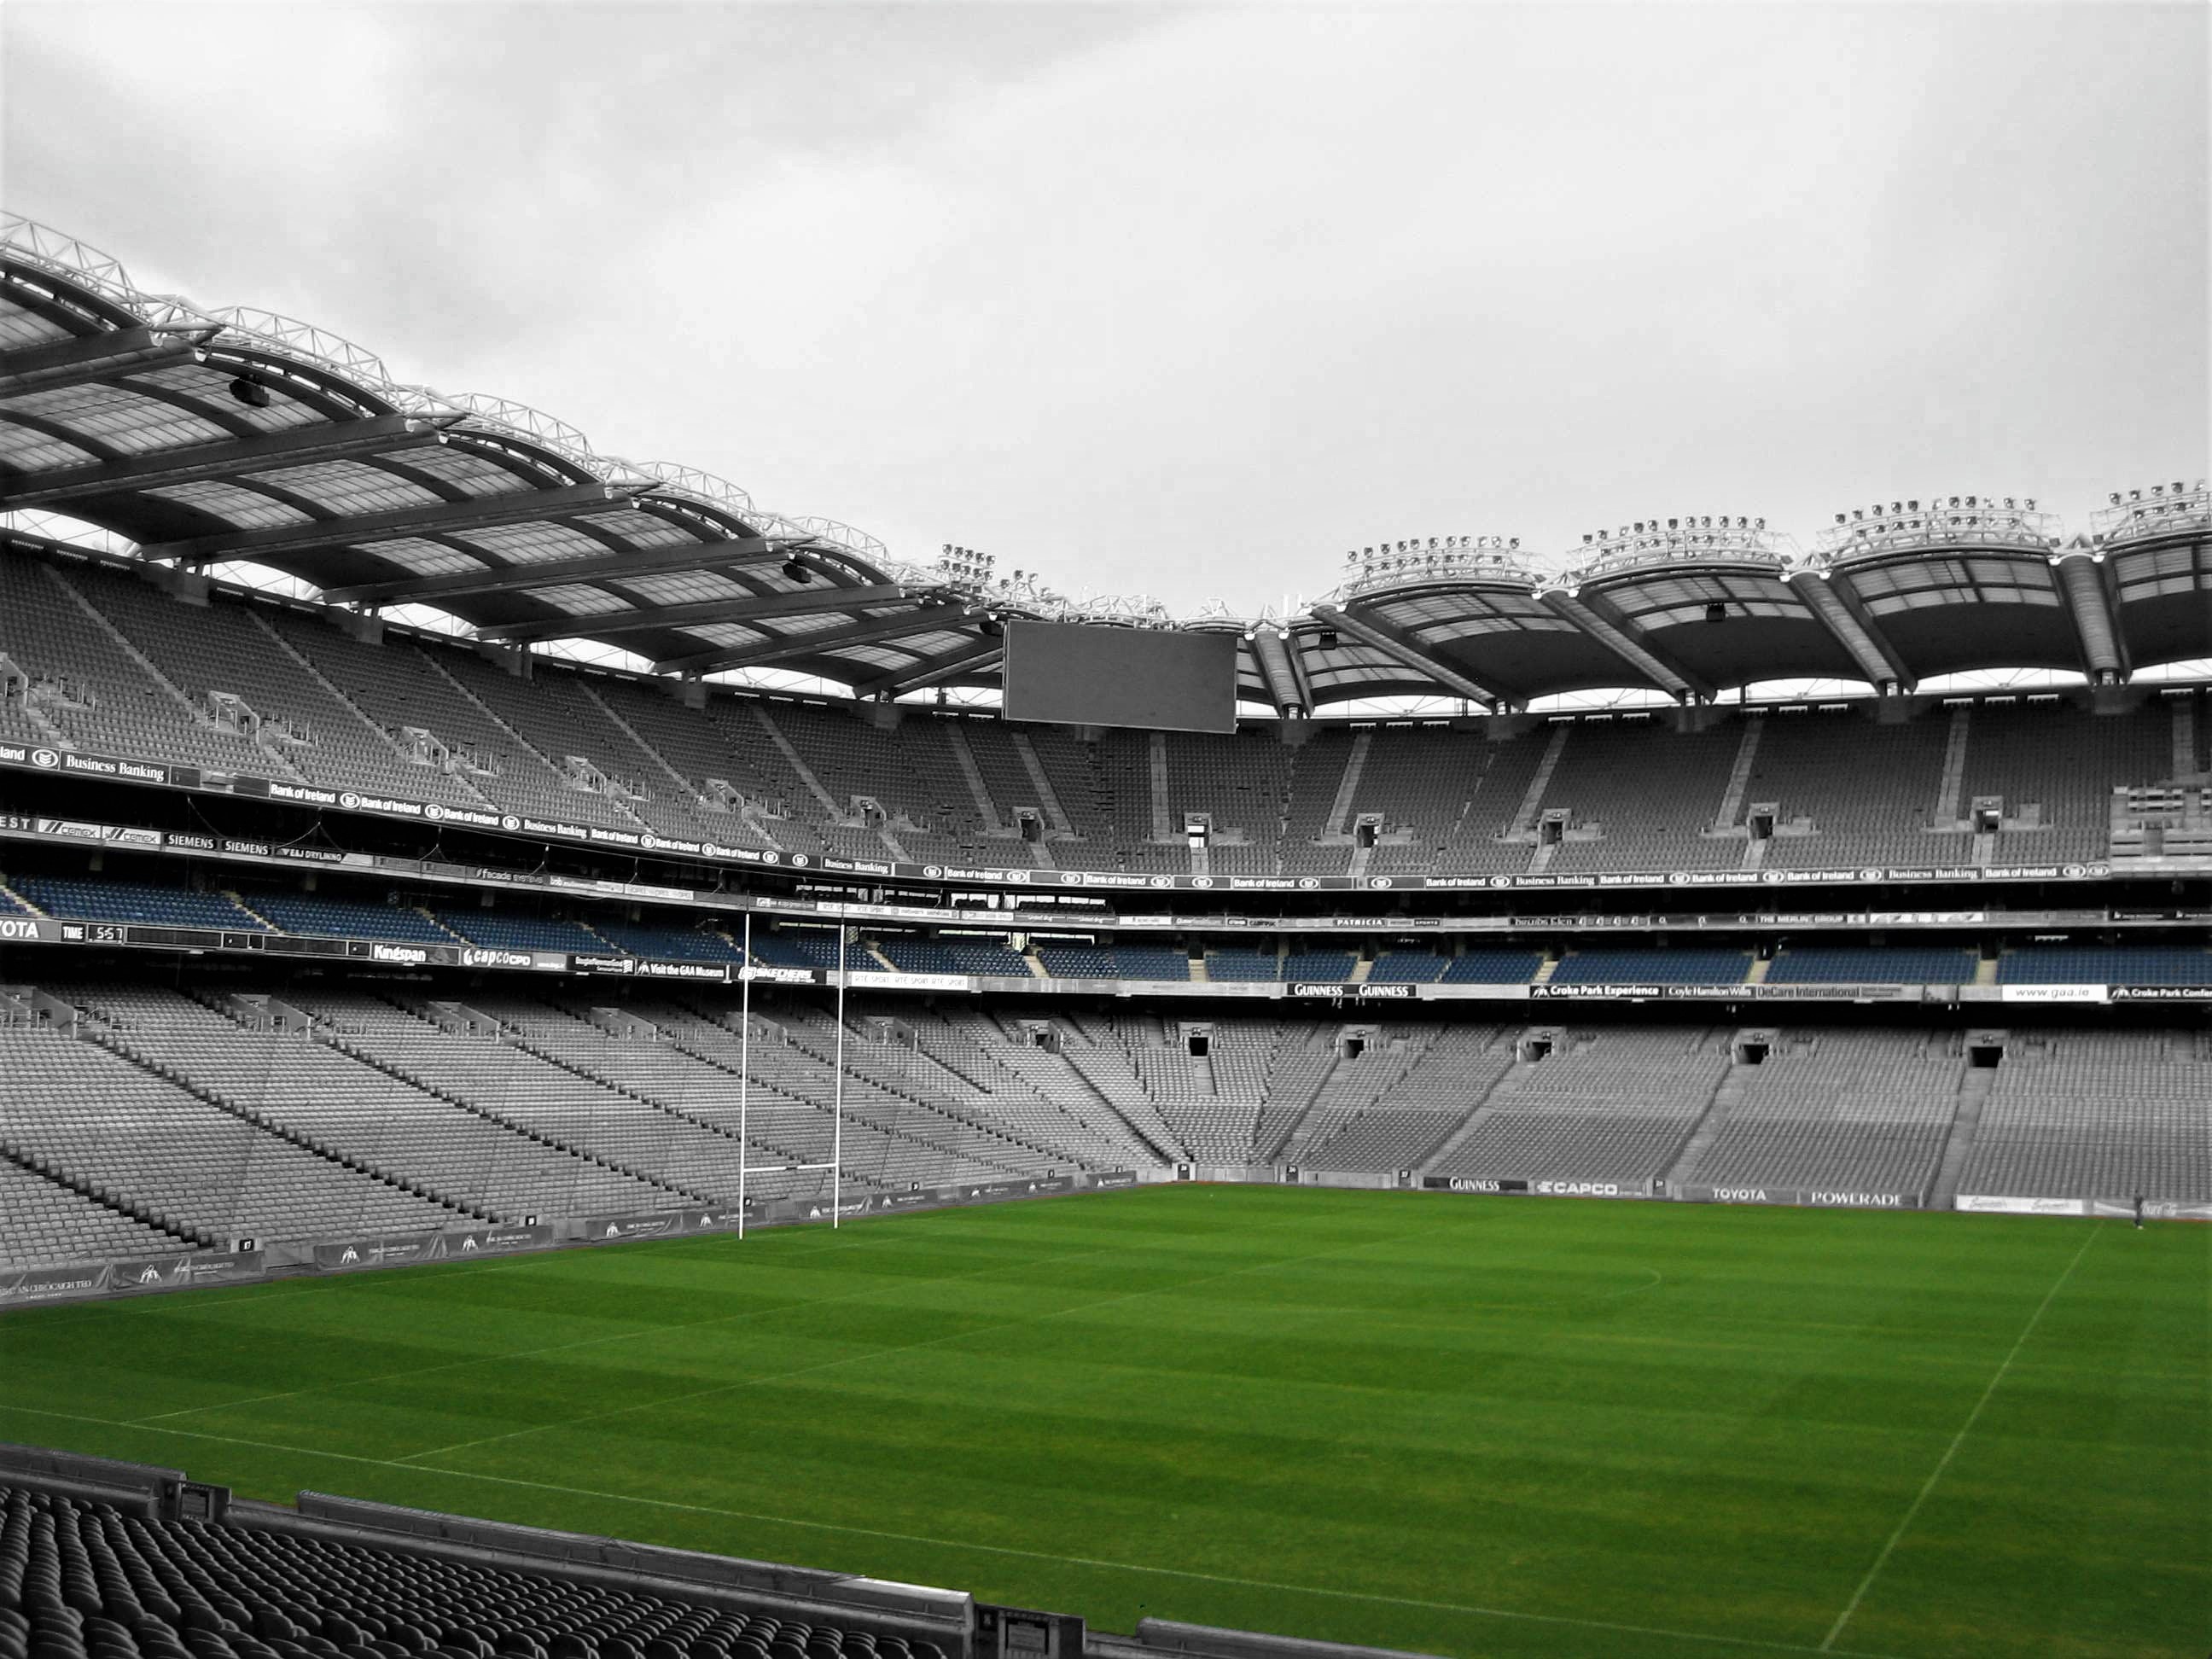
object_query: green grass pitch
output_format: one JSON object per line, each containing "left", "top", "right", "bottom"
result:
{"left": 1, "top": 1185, "right": 2204, "bottom": 1659}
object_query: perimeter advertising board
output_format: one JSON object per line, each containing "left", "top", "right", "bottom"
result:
{"left": 1675, "top": 1185, "right": 1919, "bottom": 1209}
{"left": 0, "top": 743, "right": 2137, "bottom": 901}
{"left": 1421, "top": 1176, "right": 1650, "bottom": 1198}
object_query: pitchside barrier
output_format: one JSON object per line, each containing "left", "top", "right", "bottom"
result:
{"left": 1959, "top": 1193, "right": 2212, "bottom": 1220}
{"left": 1419, "top": 1174, "right": 1660, "bottom": 1198}
{"left": 0, "top": 1171, "right": 1148, "bottom": 1308}
{"left": 8, "top": 1170, "right": 2186, "bottom": 1312}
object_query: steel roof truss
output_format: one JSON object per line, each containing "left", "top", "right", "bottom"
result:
{"left": 652, "top": 603, "right": 977, "bottom": 676}
{"left": 476, "top": 581, "right": 915, "bottom": 643}
{"left": 138, "top": 481, "right": 637, "bottom": 568}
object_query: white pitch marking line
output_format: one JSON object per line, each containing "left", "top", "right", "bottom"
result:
{"left": 0, "top": 1400, "right": 1908, "bottom": 1659}
{"left": 130, "top": 1206, "right": 1338, "bottom": 1428}
{"left": 1819, "top": 1221, "right": 2104, "bottom": 1650}
{"left": 395, "top": 1220, "right": 1447, "bottom": 1463}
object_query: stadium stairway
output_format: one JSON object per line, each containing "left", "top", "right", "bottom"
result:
{"left": 10, "top": 694, "right": 67, "bottom": 748}
{"left": 775, "top": 1023, "right": 1065, "bottom": 1176}
{"left": 939, "top": 719, "right": 1005, "bottom": 834}
{"left": 1258, "top": 1052, "right": 1348, "bottom": 1163}
{"left": 1929, "top": 1056, "right": 1998, "bottom": 1203}
{"left": 47, "top": 566, "right": 310, "bottom": 786}
{"left": 82, "top": 1019, "right": 493, "bottom": 1226}
{"left": 225, "top": 893, "right": 276, "bottom": 931}
{"left": 1410, "top": 1062, "right": 1521, "bottom": 1176}
{"left": 749, "top": 704, "right": 847, "bottom": 825}
{"left": 987, "top": 1019, "right": 1183, "bottom": 1163}
{"left": 623, "top": 1022, "right": 866, "bottom": 1187}
{"left": 1659, "top": 1066, "right": 1749, "bottom": 1187}
{"left": 322, "top": 1003, "right": 711, "bottom": 1208}
{"left": 1007, "top": 731, "right": 1077, "bottom": 841}
{"left": 247, "top": 608, "right": 505, "bottom": 812}
{"left": 660, "top": 1001, "right": 1010, "bottom": 1185}
{"left": 498, "top": 1017, "right": 769, "bottom": 1194}
{"left": 0, "top": 1140, "right": 210, "bottom": 1253}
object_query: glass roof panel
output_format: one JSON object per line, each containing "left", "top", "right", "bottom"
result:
{"left": 5, "top": 382, "right": 233, "bottom": 453}
{"left": 445, "top": 521, "right": 610, "bottom": 562}
{"left": 616, "top": 571, "right": 755, "bottom": 604}
{"left": 0, "top": 300, "right": 73, "bottom": 349}
{"left": 0, "top": 427, "right": 102, "bottom": 469}
{"left": 126, "top": 363, "right": 327, "bottom": 431}
{"left": 388, "top": 445, "right": 533, "bottom": 497}
{"left": 571, "top": 509, "right": 701, "bottom": 550}
{"left": 527, "top": 583, "right": 632, "bottom": 616}
{"left": 143, "top": 480, "right": 317, "bottom": 529}
{"left": 682, "top": 622, "right": 771, "bottom": 647}
{"left": 245, "top": 458, "right": 443, "bottom": 515}
{"left": 364, "top": 537, "right": 486, "bottom": 576}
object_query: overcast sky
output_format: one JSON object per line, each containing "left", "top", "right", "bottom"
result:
{"left": 4, "top": 1, "right": 2205, "bottom": 614}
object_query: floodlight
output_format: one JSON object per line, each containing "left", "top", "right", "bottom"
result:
{"left": 228, "top": 376, "right": 272, "bottom": 409}
{"left": 782, "top": 559, "right": 814, "bottom": 583}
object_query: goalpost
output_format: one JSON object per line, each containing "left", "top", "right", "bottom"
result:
{"left": 736, "top": 911, "right": 845, "bottom": 1239}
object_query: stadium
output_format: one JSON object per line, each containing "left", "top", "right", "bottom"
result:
{"left": 0, "top": 22, "right": 2208, "bottom": 1656}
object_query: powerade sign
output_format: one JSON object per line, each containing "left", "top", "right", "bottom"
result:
{"left": 1678, "top": 1185, "right": 1917, "bottom": 1209}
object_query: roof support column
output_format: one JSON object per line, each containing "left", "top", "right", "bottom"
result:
{"left": 1537, "top": 587, "right": 1712, "bottom": 701}
{"left": 2052, "top": 546, "right": 2129, "bottom": 684}
{"left": 1308, "top": 604, "right": 1499, "bottom": 710}
{"left": 1785, "top": 570, "right": 1913, "bottom": 693}
{"left": 1250, "top": 628, "right": 1308, "bottom": 718}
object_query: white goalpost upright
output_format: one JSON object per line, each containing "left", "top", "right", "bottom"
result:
{"left": 735, "top": 911, "right": 838, "bottom": 1240}
{"left": 737, "top": 911, "right": 750, "bottom": 1242}
{"left": 833, "top": 924, "right": 848, "bottom": 1227}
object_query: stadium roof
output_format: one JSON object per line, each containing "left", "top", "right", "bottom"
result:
{"left": 3, "top": 215, "right": 2207, "bottom": 715}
